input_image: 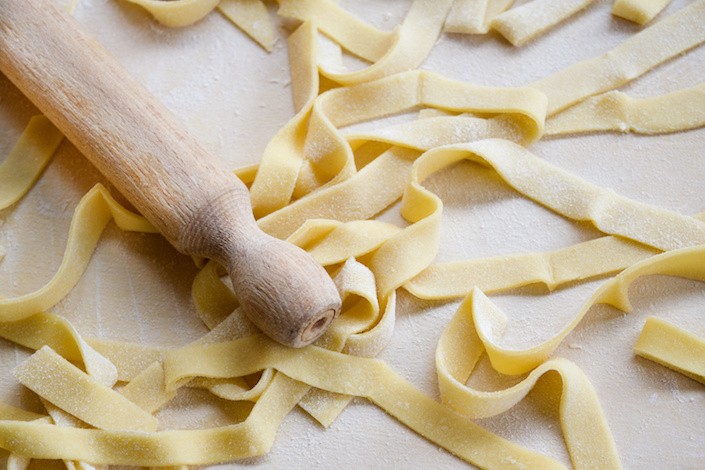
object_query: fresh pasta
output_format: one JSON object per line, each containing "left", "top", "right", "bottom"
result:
{"left": 0, "top": 0, "right": 704, "bottom": 468}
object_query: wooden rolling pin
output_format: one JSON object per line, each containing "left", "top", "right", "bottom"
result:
{"left": 0, "top": 0, "right": 341, "bottom": 347}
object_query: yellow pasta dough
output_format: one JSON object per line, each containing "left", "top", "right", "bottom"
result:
{"left": 0, "top": 0, "right": 704, "bottom": 468}
{"left": 612, "top": 0, "right": 673, "bottom": 24}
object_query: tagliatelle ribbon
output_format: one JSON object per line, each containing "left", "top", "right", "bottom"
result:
{"left": 0, "top": 115, "right": 63, "bottom": 210}
{"left": 386, "top": 138, "right": 705, "bottom": 301}
{"left": 545, "top": 83, "right": 705, "bottom": 136}
{"left": 0, "top": 184, "right": 156, "bottom": 322}
{"left": 217, "top": 0, "right": 275, "bottom": 51}
{"left": 436, "top": 290, "right": 620, "bottom": 469}
{"left": 279, "top": 0, "right": 454, "bottom": 86}
{"left": 405, "top": 235, "right": 659, "bottom": 299}
{"left": 635, "top": 316, "right": 705, "bottom": 385}
{"left": 470, "top": 245, "right": 705, "bottom": 376}
{"left": 248, "top": 21, "right": 319, "bottom": 217}
{"left": 612, "top": 0, "right": 673, "bottom": 24}
{"left": 444, "top": 0, "right": 515, "bottom": 34}
{"left": 492, "top": 0, "right": 595, "bottom": 46}
{"left": 14, "top": 346, "right": 157, "bottom": 432}
{"left": 252, "top": 66, "right": 547, "bottom": 217}
{"left": 277, "top": 0, "right": 395, "bottom": 64}
{"left": 2, "top": 0, "right": 705, "bottom": 466}
{"left": 123, "top": 0, "right": 220, "bottom": 28}
{"left": 532, "top": 0, "right": 705, "bottom": 115}
{"left": 405, "top": 210, "right": 705, "bottom": 299}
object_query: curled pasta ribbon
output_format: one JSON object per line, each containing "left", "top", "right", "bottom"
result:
{"left": 0, "top": 184, "right": 156, "bottom": 322}
{"left": 612, "top": 0, "right": 673, "bottom": 24}
{"left": 123, "top": 0, "right": 276, "bottom": 51}
{"left": 123, "top": 0, "right": 220, "bottom": 28}
{"left": 436, "top": 290, "right": 620, "bottom": 469}
{"left": 291, "top": 219, "right": 402, "bottom": 267}
{"left": 492, "top": 0, "right": 595, "bottom": 46}
{"left": 279, "top": 0, "right": 454, "bottom": 86}
{"left": 444, "top": 0, "right": 514, "bottom": 34}
{"left": 546, "top": 84, "right": 705, "bottom": 136}
{"left": 14, "top": 346, "right": 157, "bottom": 432}
{"left": 157, "top": 335, "right": 565, "bottom": 469}
{"left": 254, "top": 68, "right": 546, "bottom": 218}
{"left": 218, "top": 0, "right": 275, "bottom": 51}
{"left": 0, "top": 115, "right": 63, "bottom": 210}
{"left": 0, "top": 311, "right": 118, "bottom": 387}
{"left": 392, "top": 138, "right": 705, "bottom": 302}
{"left": 189, "top": 253, "right": 393, "bottom": 425}
{"left": 251, "top": 13, "right": 545, "bottom": 216}
{"left": 405, "top": 210, "right": 705, "bottom": 299}
{"left": 473, "top": 245, "right": 705, "bottom": 376}
{"left": 249, "top": 21, "right": 319, "bottom": 217}
{"left": 278, "top": 0, "right": 396, "bottom": 64}
{"left": 362, "top": 134, "right": 705, "bottom": 324}
{"left": 405, "top": 235, "right": 659, "bottom": 299}
{"left": 635, "top": 317, "right": 705, "bottom": 385}
{"left": 346, "top": 113, "right": 526, "bottom": 151}
{"left": 533, "top": 0, "right": 705, "bottom": 114}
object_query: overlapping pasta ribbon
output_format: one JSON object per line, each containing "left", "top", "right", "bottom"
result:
{"left": 1, "top": 0, "right": 704, "bottom": 468}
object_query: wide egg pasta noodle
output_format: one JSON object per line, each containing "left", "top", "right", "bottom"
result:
{"left": 545, "top": 83, "right": 705, "bottom": 136}
{"left": 612, "top": 0, "right": 673, "bottom": 24}
{"left": 252, "top": 0, "right": 705, "bottom": 227}
{"left": 1, "top": 0, "right": 704, "bottom": 469}
{"left": 0, "top": 115, "right": 63, "bottom": 211}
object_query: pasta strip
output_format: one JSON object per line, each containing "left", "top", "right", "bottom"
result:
{"left": 14, "top": 346, "right": 157, "bottom": 432}
{"left": 296, "top": 220, "right": 401, "bottom": 267}
{"left": 123, "top": 0, "right": 220, "bottom": 28}
{"left": 374, "top": 138, "right": 705, "bottom": 306}
{"left": 635, "top": 317, "right": 705, "bottom": 385}
{"left": 258, "top": 147, "right": 418, "bottom": 239}
{"left": 217, "top": 0, "right": 275, "bottom": 52}
{"left": 436, "top": 291, "right": 620, "bottom": 468}
{"left": 292, "top": 69, "right": 546, "bottom": 204}
{"left": 546, "top": 84, "right": 705, "bottom": 135}
{"left": 492, "top": 0, "right": 595, "bottom": 46}
{"left": 444, "top": 0, "right": 515, "bottom": 34}
{"left": 249, "top": 21, "right": 318, "bottom": 217}
{"left": 279, "top": 0, "right": 454, "bottom": 86}
{"left": 191, "top": 260, "right": 238, "bottom": 329}
{"left": 0, "top": 115, "right": 63, "bottom": 210}
{"left": 277, "top": 0, "right": 394, "bottom": 63}
{"left": 410, "top": 140, "right": 705, "bottom": 253}
{"left": 88, "top": 339, "right": 164, "bottom": 383}
{"left": 612, "top": 0, "right": 673, "bottom": 24}
{"left": 532, "top": 0, "right": 705, "bottom": 114}
{"left": 405, "top": 235, "right": 659, "bottom": 299}
{"left": 0, "top": 370, "right": 308, "bottom": 465}
{"left": 162, "top": 335, "right": 564, "bottom": 469}
{"left": 346, "top": 114, "right": 526, "bottom": 150}
{"left": 471, "top": 245, "right": 705, "bottom": 376}
{"left": 0, "top": 185, "right": 155, "bottom": 322}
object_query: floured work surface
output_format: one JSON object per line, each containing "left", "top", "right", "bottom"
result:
{"left": 0, "top": 0, "right": 704, "bottom": 468}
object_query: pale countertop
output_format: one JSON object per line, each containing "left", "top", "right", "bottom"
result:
{"left": 0, "top": 0, "right": 704, "bottom": 468}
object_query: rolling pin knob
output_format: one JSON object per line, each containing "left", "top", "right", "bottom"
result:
{"left": 180, "top": 186, "right": 341, "bottom": 347}
{"left": 228, "top": 235, "right": 340, "bottom": 347}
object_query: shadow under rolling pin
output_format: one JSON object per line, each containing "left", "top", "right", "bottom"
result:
{"left": 0, "top": 0, "right": 341, "bottom": 347}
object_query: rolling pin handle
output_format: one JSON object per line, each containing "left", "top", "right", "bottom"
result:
{"left": 0, "top": 0, "right": 341, "bottom": 347}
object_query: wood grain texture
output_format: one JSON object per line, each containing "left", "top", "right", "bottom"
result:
{"left": 0, "top": 0, "right": 340, "bottom": 347}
